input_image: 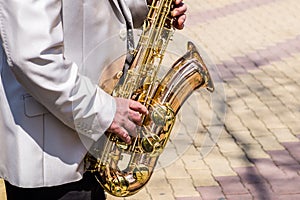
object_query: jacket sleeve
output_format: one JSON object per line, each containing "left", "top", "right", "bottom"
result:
{"left": 0, "top": 0, "right": 115, "bottom": 141}
{"left": 125, "top": 0, "right": 149, "bottom": 28}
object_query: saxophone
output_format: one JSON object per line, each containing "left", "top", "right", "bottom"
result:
{"left": 86, "top": 0, "right": 214, "bottom": 197}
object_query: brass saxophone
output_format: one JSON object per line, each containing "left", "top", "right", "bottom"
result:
{"left": 86, "top": 0, "right": 214, "bottom": 197}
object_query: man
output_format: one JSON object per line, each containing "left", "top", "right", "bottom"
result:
{"left": 0, "top": 0, "right": 186, "bottom": 199}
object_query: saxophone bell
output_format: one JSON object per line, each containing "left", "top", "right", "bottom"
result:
{"left": 157, "top": 41, "right": 214, "bottom": 114}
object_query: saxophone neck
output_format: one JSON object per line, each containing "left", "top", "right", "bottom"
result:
{"left": 147, "top": 0, "right": 174, "bottom": 28}
{"left": 114, "top": 0, "right": 176, "bottom": 98}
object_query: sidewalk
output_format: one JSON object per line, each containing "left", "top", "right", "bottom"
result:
{"left": 107, "top": 0, "right": 300, "bottom": 199}
{"left": 1, "top": 0, "right": 300, "bottom": 199}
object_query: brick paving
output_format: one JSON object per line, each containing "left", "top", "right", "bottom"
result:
{"left": 1, "top": 0, "right": 300, "bottom": 200}
{"left": 118, "top": 0, "right": 300, "bottom": 199}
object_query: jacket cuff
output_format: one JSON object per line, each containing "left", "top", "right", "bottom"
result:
{"left": 75, "top": 87, "right": 116, "bottom": 142}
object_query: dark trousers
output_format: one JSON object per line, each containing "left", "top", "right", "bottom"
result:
{"left": 4, "top": 172, "right": 106, "bottom": 200}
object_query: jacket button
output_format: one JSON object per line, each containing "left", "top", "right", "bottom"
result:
{"left": 119, "top": 28, "right": 127, "bottom": 40}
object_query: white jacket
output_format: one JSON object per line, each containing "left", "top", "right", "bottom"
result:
{"left": 0, "top": 0, "right": 148, "bottom": 187}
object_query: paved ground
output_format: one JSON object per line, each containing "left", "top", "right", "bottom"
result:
{"left": 106, "top": 0, "right": 300, "bottom": 199}
{"left": 1, "top": 0, "right": 300, "bottom": 200}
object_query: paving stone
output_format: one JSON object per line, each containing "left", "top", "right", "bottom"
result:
{"left": 175, "top": 197, "right": 202, "bottom": 200}
{"left": 242, "top": 96, "right": 267, "bottom": 113}
{"left": 187, "top": 169, "right": 218, "bottom": 187}
{"left": 224, "top": 112, "right": 248, "bottom": 132}
{"left": 217, "top": 63, "right": 235, "bottom": 80}
{"left": 181, "top": 155, "right": 207, "bottom": 170}
{"left": 222, "top": 151, "right": 253, "bottom": 168}
{"left": 196, "top": 186, "right": 225, "bottom": 200}
{"left": 164, "top": 159, "right": 190, "bottom": 179}
{"left": 285, "top": 121, "right": 300, "bottom": 136}
{"left": 193, "top": 131, "right": 211, "bottom": 149}
{"left": 282, "top": 142, "right": 300, "bottom": 162}
{"left": 255, "top": 135, "right": 284, "bottom": 151}
{"left": 239, "top": 114, "right": 269, "bottom": 134}
{"left": 277, "top": 164, "right": 300, "bottom": 179}
{"left": 267, "top": 149, "right": 299, "bottom": 166}
{"left": 203, "top": 149, "right": 237, "bottom": 177}
{"left": 148, "top": 187, "right": 175, "bottom": 200}
{"left": 270, "top": 177, "right": 300, "bottom": 195}
{"left": 217, "top": 137, "right": 243, "bottom": 153}
{"left": 247, "top": 52, "right": 269, "bottom": 67}
{"left": 250, "top": 158, "right": 287, "bottom": 182}
{"left": 271, "top": 128, "right": 299, "bottom": 143}
{"left": 230, "top": 130, "right": 257, "bottom": 145}
{"left": 244, "top": 183, "right": 277, "bottom": 200}
{"left": 278, "top": 194, "right": 300, "bottom": 200}
{"left": 169, "top": 179, "right": 201, "bottom": 198}
{"left": 215, "top": 176, "right": 249, "bottom": 195}
{"left": 240, "top": 144, "right": 270, "bottom": 159}
{"left": 255, "top": 111, "right": 286, "bottom": 130}
{"left": 234, "top": 167, "right": 265, "bottom": 184}
{"left": 250, "top": 129, "right": 273, "bottom": 138}
{"left": 218, "top": 130, "right": 234, "bottom": 139}
{"left": 263, "top": 98, "right": 287, "bottom": 115}
{"left": 147, "top": 170, "right": 170, "bottom": 189}
{"left": 225, "top": 194, "right": 253, "bottom": 200}
{"left": 184, "top": 145, "right": 204, "bottom": 156}
{"left": 233, "top": 56, "right": 255, "bottom": 70}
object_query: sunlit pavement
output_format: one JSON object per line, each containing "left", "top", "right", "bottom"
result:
{"left": 108, "top": 0, "right": 300, "bottom": 199}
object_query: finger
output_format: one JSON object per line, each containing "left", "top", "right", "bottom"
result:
{"left": 174, "top": 14, "right": 186, "bottom": 30}
{"left": 129, "top": 100, "right": 148, "bottom": 115}
{"left": 118, "top": 128, "right": 132, "bottom": 144}
{"left": 108, "top": 123, "right": 132, "bottom": 144}
{"left": 124, "top": 120, "right": 137, "bottom": 137}
{"left": 174, "top": 0, "right": 183, "bottom": 5}
{"left": 171, "top": 2, "right": 187, "bottom": 17}
{"left": 129, "top": 109, "right": 143, "bottom": 125}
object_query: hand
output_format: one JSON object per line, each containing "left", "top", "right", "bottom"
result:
{"left": 107, "top": 97, "right": 148, "bottom": 144}
{"left": 147, "top": 0, "right": 187, "bottom": 30}
{"left": 171, "top": 0, "right": 187, "bottom": 30}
